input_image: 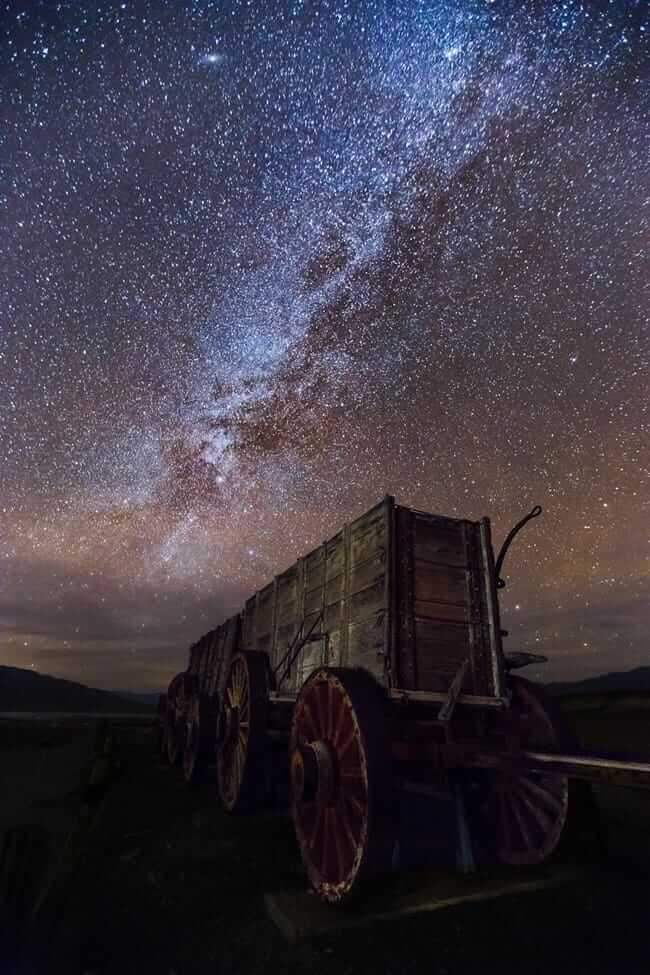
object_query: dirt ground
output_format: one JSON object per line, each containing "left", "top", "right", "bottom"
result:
{"left": 2, "top": 707, "right": 649, "bottom": 975}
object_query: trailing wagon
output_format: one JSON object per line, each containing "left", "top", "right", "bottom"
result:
{"left": 159, "top": 496, "right": 650, "bottom": 903}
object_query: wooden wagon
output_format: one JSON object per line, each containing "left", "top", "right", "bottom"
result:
{"left": 161, "top": 496, "right": 650, "bottom": 903}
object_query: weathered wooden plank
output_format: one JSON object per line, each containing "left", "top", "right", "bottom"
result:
{"left": 258, "top": 582, "right": 274, "bottom": 607}
{"left": 303, "top": 609, "right": 323, "bottom": 634}
{"left": 414, "top": 601, "right": 469, "bottom": 623}
{"left": 325, "top": 532, "right": 345, "bottom": 579}
{"left": 323, "top": 601, "right": 343, "bottom": 631}
{"left": 276, "top": 599, "right": 298, "bottom": 625}
{"left": 410, "top": 660, "right": 472, "bottom": 694}
{"left": 304, "top": 561, "right": 325, "bottom": 591}
{"left": 414, "top": 562, "right": 468, "bottom": 605}
{"left": 303, "top": 547, "right": 325, "bottom": 589}
{"left": 295, "top": 639, "right": 326, "bottom": 687}
{"left": 304, "top": 545, "right": 324, "bottom": 567}
{"left": 304, "top": 586, "right": 324, "bottom": 616}
{"left": 218, "top": 615, "right": 240, "bottom": 695}
{"left": 394, "top": 505, "right": 416, "bottom": 687}
{"left": 347, "top": 613, "right": 385, "bottom": 656}
{"left": 349, "top": 577, "right": 386, "bottom": 622}
{"left": 415, "top": 619, "right": 471, "bottom": 654}
{"left": 349, "top": 550, "right": 386, "bottom": 594}
{"left": 326, "top": 628, "right": 342, "bottom": 666}
{"left": 350, "top": 499, "right": 389, "bottom": 539}
{"left": 325, "top": 573, "right": 344, "bottom": 605}
{"left": 413, "top": 519, "right": 467, "bottom": 567}
{"left": 276, "top": 620, "right": 300, "bottom": 646}
{"left": 351, "top": 526, "right": 387, "bottom": 567}
{"left": 242, "top": 596, "right": 257, "bottom": 649}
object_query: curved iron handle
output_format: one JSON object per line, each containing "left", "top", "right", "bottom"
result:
{"left": 495, "top": 505, "right": 542, "bottom": 589}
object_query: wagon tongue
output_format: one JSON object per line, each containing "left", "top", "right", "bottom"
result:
{"left": 464, "top": 743, "right": 650, "bottom": 790}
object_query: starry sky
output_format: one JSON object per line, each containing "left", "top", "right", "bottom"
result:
{"left": 1, "top": 0, "right": 648, "bottom": 693}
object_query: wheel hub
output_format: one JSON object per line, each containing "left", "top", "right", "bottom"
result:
{"left": 291, "top": 740, "right": 338, "bottom": 806}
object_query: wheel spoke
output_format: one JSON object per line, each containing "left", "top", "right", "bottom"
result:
{"left": 332, "top": 707, "right": 351, "bottom": 748}
{"left": 509, "top": 792, "right": 536, "bottom": 851}
{"left": 320, "top": 808, "right": 331, "bottom": 879}
{"left": 331, "top": 812, "right": 346, "bottom": 882}
{"left": 338, "top": 800, "right": 360, "bottom": 851}
{"left": 308, "top": 806, "right": 324, "bottom": 849}
{"left": 497, "top": 787, "right": 514, "bottom": 851}
{"left": 233, "top": 742, "right": 243, "bottom": 787}
{"left": 314, "top": 683, "right": 328, "bottom": 739}
{"left": 337, "top": 725, "right": 358, "bottom": 761}
{"left": 327, "top": 680, "right": 334, "bottom": 740}
{"left": 235, "top": 664, "right": 244, "bottom": 702}
{"left": 348, "top": 793, "right": 366, "bottom": 817}
{"left": 519, "top": 775, "right": 564, "bottom": 814}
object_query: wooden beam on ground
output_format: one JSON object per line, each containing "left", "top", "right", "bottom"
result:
{"left": 265, "top": 864, "right": 583, "bottom": 943}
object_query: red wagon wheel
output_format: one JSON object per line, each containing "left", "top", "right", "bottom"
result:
{"left": 478, "top": 676, "right": 571, "bottom": 866}
{"left": 289, "top": 667, "right": 396, "bottom": 903}
{"left": 216, "top": 652, "right": 270, "bottom": 811}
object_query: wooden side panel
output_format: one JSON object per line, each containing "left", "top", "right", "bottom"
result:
{"left": 267, "top": 497, "right": 394, "bottom": 692}
{"left": 204, "top": 626, "right": 222, "bottom": 697}
{"left": 187, "top": 641, "right": 202, "bottom": 677}
{"left": 343, "top": 498, "right": 391, "bottom": 680}
{"left": 255, "top": 582, "right": 275, "bottom": 655}
{"left": 323, "top": 530, "right": 345, "bottom": 672}
{"left": 219, "top": 614, "right": 241, "bottom": 696}
{"left": 200, "top": 629, "right": 218, "bottom": 695}
{"left": 394, "top": 508, "right": 503, "bottom": 697}
{"left": 242, "top": 595, "right": 257, "bottom": 649}
{"left": 192, "top": 634, "right": 212, "bottom": 694}
{"left": 272, "top": 562, "right": 304, "bottom": 679}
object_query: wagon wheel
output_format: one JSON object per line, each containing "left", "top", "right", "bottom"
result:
{"left": 289, "top": 667, "right": 396, "bottom": 903}
{"left": 182, "top": 694, "right": 201, "bottom": 784}
{"left": 476, "top": 676, "right": 573, "bottom": 866}
{"left": 157, "top": 694, "right": 168, "bottom": 759}
{"left": 166, "top": 707, "right": 186, "bottom": 766}
{"left": 216, "top": 652, "right": 270, "bottom": 811}
{"left": 166, "top": 674, "right": 193, "bottom": 767}
{"left": 183, "top": 694, "right": 216, "bottom": 785}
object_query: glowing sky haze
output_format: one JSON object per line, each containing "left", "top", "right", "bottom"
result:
{"left": 1, "top": 0, "right": 648, "bottom": 690}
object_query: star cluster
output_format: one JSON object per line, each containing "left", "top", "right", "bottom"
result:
{"left": 1, "top": 1, "right": 648, "bottom": 691}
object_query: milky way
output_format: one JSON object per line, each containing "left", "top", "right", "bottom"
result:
{"left": 1, "top": 1, "right": 648, "bottom": 691}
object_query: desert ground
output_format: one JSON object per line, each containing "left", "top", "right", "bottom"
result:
{"left": 1, "top": 700, "right": 649, "bottom": 975}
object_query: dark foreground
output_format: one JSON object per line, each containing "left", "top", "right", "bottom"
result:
{"left": 1, "top": 706, "right": 649, "bottom": 975}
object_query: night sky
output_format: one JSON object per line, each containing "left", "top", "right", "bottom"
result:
{"left": 1, "top": 1, "right": 648, "bottom": 693}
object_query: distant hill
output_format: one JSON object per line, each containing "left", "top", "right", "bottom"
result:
{"left": 0, "top": 666, "right": 155, "bottom": 713}
{"left": 114, "top": 690, "right": 162, "bottom": 708}
{"left": 4, "top": 662, "right": 647, "bottom": 714}
{"left": 546, "top": 666, "right": 650, "bottom": 697}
